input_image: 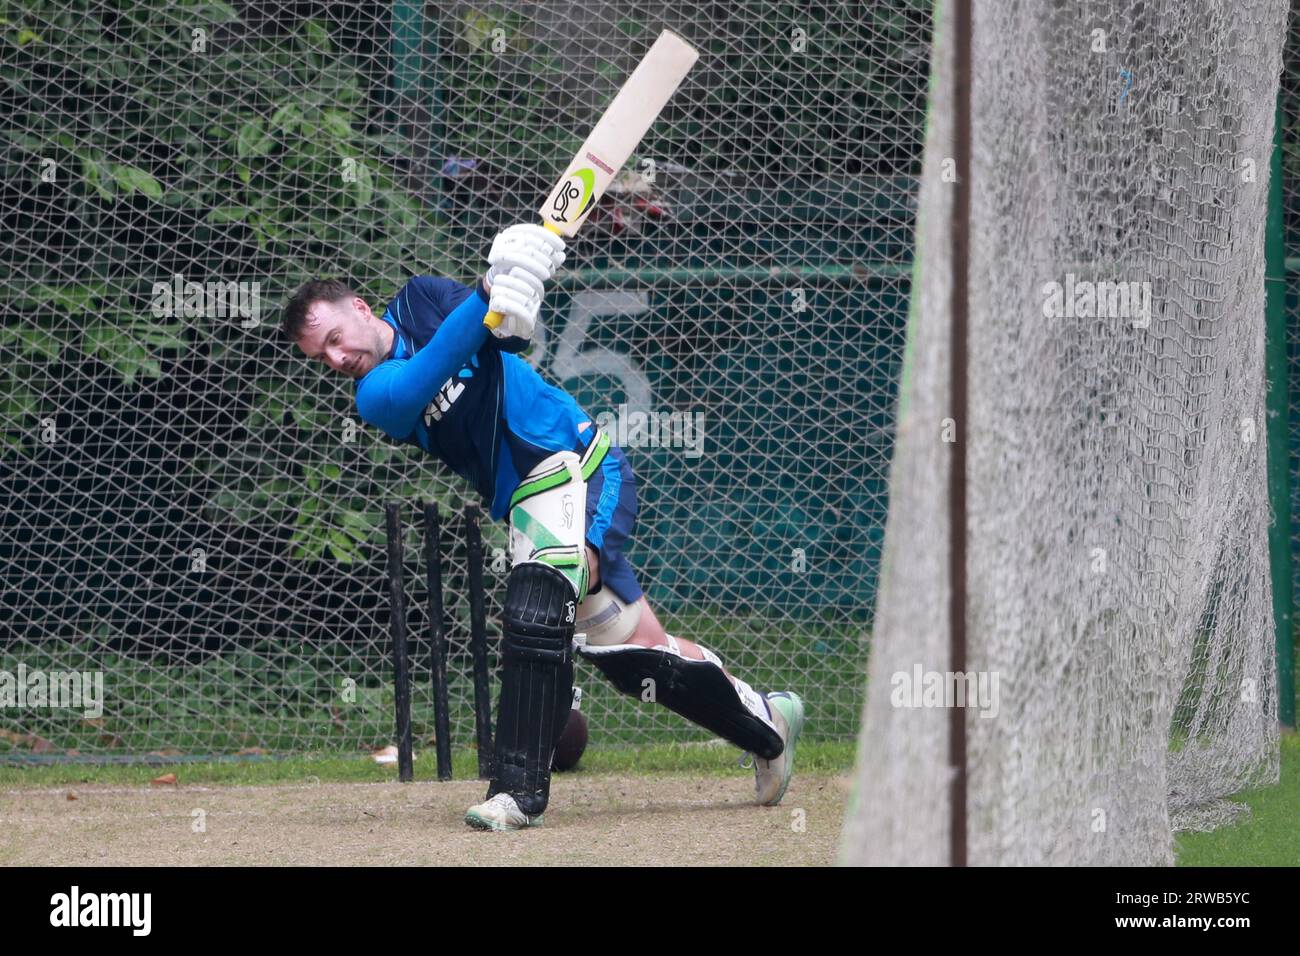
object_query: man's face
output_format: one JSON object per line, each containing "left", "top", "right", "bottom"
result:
{"left": 295, "top": 296, "right": 387, "bottom": 380}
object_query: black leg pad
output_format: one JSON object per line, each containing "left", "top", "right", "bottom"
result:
{"left": 487, "top": 563, "right": 575, "bottom": 815}
{"left": 579, "top": 643, "right": 783, "bottom": 759}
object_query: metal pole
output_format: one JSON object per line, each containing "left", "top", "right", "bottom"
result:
{"left": 1266, "top": 98, "right": 1295, "bottom": 729}
{"left": 948, "top": 0, "right": 972, "bottom": 868}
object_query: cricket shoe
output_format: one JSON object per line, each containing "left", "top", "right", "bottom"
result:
{"left": 464, "top": 792, "right": 543, "bottom": 831}
{"left": 752, "top": 691, "right": 806, "bottom": 806}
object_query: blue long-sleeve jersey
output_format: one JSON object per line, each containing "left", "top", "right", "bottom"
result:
{"left": 355, "top": 276, "right": 601, "bottom": 520}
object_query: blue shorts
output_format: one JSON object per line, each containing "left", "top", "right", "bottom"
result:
{"left": 584, "top": 443, "right": 642, "bottom": 604}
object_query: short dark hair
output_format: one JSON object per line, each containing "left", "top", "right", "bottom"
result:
{"left": 281, "top": 278, "right": 356, "bottom": 342}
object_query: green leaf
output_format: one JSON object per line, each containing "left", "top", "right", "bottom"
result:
{"left": 34, "top": 283, "right": 103, "bottom": 311}
{"left": 111, "top": 165, "right": 163, "bottom": 199}
{"left": 206, "top": 205, "right": 251, "bottom": 223}
{"left": 84, "top": 321, "right": 163, "bottom": 387}
{"left": 270, "top": 102, "right": 303, "bottom": 135}
{"left": 327, "top": 529, "right": 359, "bottom": 563}
{"left": 338, "top": 509, "right": 371, "bottom": 531}
{"left": 79, "top": 155, "right": 116, "bottom": 199}
{"left": 1, "top": 432, "right": 31, "bottom": 461}
{"left": 319, "top": 110, "right": 352, "bottom": 140}
{"left": 13, "top": 327, "right": 60, "bottom": 360}
{"left": 2, "top": 382, "right": 37, "bottom": 418}
{"left": 138, "top": 323, "right": 186, "bottom": 350}
{"left": 3, "top": 131, "right": 44, "bottom": 151}
{"left": 235, "top": 118, "right": 272, "bottom": 159}
{"left": 367, "top": 132, "right": 411, "bottom": 157}
{"left": 193, "top": 1, "right": 240, "bottom": 24}
{"left": 290, "top": 527, "right": 325, "bottom": 562}
{"left": 134, "top": 358, "right": 162, "bottom": 382}
{"left": 462, "top": 11, "right": 494, "bottom": 51}
{"left": 304, "top": 19, "right": 330, "bottom": 52}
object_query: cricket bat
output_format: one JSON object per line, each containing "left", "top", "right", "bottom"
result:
{"left": 484, "top": 29, "right": 699, "bottom": 330}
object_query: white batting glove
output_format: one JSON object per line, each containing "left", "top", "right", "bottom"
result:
{"left": 486, "top": 223, "right": 566, "bottom": 286}
{"left": 487, "top": 272, "right": 544, "bottom": 340}
{"left": 484, "top": 223, "right": 566, "bottom": 340}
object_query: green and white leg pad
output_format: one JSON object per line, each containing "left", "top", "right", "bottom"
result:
{"left": 508, "top": 449, "right": 591, "bottom": 603}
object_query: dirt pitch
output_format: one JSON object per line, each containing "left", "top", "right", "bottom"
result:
{"left": 0, "top": 773, "right": 850, "bottom": 866}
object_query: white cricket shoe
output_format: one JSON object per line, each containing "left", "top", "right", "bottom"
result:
{"left": 464, "top": 792, "right": 543, "bottom": 831}
{"left": 753, "top": 691, "right": 806, "bottom": 806}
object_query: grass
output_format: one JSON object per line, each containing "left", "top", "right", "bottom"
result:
{"left": 0, "top": 740, "right": 859, "bottom": 788}
{"left": 1174, "top": 730, "right": 1300, "bottom": 866}
{"left": 0, "top": 605, "right": 869, "bottom": 756}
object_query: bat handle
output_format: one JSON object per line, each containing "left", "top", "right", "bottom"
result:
{"left": 481, "top": 221, "right": 565, "bottom": 333}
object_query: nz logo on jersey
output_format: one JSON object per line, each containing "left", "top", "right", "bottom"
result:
{"left": 424, "top": 353, "right": 479, "bottom": 426}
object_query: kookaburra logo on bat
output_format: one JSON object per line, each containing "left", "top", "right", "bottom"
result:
{"left": 549, "top": 168, "right": 596, "bottom": 223}
{"left": 551, "top": 180, "right": 582, "bottom": 221}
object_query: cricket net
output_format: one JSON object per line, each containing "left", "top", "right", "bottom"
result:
{"left": 0, "top": 2, "right": 928, "bottom": 757}
{"left": 842, "top": 0, "right": 1288, "bottom": 865}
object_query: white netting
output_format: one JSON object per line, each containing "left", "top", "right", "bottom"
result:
{"left": 844, "top": 0, "right": 1287, "bottom": 865}
{"left": 0, "top": 1, "right": 931, "bottom": 757}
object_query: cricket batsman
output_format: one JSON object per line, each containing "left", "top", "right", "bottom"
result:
{"left": 281, "top": 223, "right": 805, "bottom": 830}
